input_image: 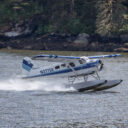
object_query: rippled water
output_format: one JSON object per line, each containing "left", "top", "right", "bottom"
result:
{"left": 0, "top": 50, "right": 128, "bottom": 128}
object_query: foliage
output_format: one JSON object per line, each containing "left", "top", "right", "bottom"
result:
{"left": 75, "top": 0, "right": 96, "bottom": 34}
{"left": 96, "top": 0, "right": 127, "bottom": 37}
{"left": 120, "top": 2, "right": 128, "bottom": 33}
{"left": 0, "top": 0, "right": 44, "bottom": 23}
{"left": 35, "top": 24, "right": 55, "bottom": 35}
{"left": 0, "top": 0, "right": 127, "bottom": 36}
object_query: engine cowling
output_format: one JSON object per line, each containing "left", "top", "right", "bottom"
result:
{"left": 97, "top": 60, "right": 104, "bottom": 71}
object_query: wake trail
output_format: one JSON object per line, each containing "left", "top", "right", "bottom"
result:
{"left": 0, "top": 78, "right": 75, "bottom": 92}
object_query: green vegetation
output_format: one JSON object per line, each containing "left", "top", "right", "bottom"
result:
{"left": 96, "top": 0, "right": 128, "bottom": 37}
{"left": 0, "top": 0, "right": 128, "bottom": 37}
{"left": 0, "top": 0, "right": 44, "bottom": 23}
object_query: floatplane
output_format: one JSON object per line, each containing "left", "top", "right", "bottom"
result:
{"left": 22, "top": 54, "right": 122, "bottom": 92}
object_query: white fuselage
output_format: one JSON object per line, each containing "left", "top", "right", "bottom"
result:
{"left": 23, "top": 58, "right": 99, "bottom": 79}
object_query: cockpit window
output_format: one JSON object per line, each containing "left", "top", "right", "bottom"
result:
{"left": 55, "top": 66, "right": 60, "bottom": 69}
{"left": 61, "top": 64, "right": 66, "bottom": 67}
{"left": 79, "top": 60, "right": 83, "bottom": 64}
{"left": 69, "top": 62, "right": 75, "bottom": 67}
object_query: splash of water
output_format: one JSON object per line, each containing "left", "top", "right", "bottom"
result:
{"left": 0, "top": 78, "right": 75, "bottom": 92}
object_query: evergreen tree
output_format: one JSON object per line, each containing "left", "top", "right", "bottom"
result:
{"left": 121, "top": 0, "right": 128, "bottom": 33}
{"left": 96, "top": 0, "right": 126, "bottom": 37}
{"left": 75, "top": 0, "right": 96, "bottom": 34}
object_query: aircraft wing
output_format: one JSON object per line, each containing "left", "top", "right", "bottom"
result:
{"left": 32, "top": 54, "right": 121, "bottom": 62}
{"left": 88, "top": 54, "right": 121, "bottom": 59}
{"left": 32, "top": 54, "right": 80, "bottom": 62}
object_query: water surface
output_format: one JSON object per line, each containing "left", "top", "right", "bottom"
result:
{"left": 0, "top": 50, "right": 128, "bottom": 128}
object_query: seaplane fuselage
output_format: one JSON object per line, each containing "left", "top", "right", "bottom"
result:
{"left": 22, "top": 57, "right": 100, "bottom": 79}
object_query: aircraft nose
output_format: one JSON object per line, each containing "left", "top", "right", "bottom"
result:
{"left": 97, "top": 60, "right": 104, "bottom": 71}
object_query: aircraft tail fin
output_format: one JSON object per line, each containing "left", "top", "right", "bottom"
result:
{"left": 22, "top": 57, "right": 33, "bottom": 72}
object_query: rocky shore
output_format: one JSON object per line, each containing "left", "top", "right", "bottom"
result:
{"left": 0, "top": 21, "right": 128, "bottom": 52}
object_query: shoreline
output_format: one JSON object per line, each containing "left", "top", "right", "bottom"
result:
{"left": 0, "top": 33, "right": 128, "bottom": 52}
{"left": 1, "top": 49, "right": 128, "bottom": 57}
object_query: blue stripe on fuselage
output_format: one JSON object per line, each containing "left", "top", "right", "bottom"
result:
{"left": 24, "top": 61, "right": 99, "bottom": 79}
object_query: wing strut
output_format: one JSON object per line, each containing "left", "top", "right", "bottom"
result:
{"left": 67, "top": 65, "right": 82, "bottom": 84}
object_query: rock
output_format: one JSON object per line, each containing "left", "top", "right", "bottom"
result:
{"left": 120, "top": 34, "right": 128, "bottom": 42}
{"left": 73, "top": 33, "right": 89, "bottom": 46}
{"left": 0, "top": 24, "right": 11, "bottom": 33}
{"left": 0, "top": 41, "right": 6, "bottom": 49}
{"left": 0, "top": 17, "right": 37, "bottom": 38}
{"left": 77, "top": 33, "right": 90, "bottom": 39}
{"left": 124, "top": 43, "right": 128, "bottom": 47}
{"left": 4, "top": 31, "right": 20, "bottom": 37}
{"left": 114, "top": 47, "right": 128, "bottom": 52}
{"left": 7, "top": 46, "right": 12, "bottom": 50}
{"left": 13, "top": 6, "right": 22, "bottom": 10}
{"left": 66, "top": 38, "right": 72, "bottom": 43}
{"left": 74, "top": 38, "right": 88, "bottom": 47}
{"left": 21, "top": 2, "right": 30, "bottom": 6}
{"left": 91, "top": 42, "right": 99, "bottom": 48}
{"left": 23, "top": 45, "right": 33, "bottom": 50}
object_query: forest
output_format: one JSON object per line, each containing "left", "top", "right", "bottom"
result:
{"left": 0, "top": 0, "right": 128, "bottom": 52}
{"left": 0, "top": 0, "right": 127, "bottom": 37}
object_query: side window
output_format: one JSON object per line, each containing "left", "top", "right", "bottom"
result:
{"left": 69, "top": 62, "right": 75, "bottom": 67}
{"left": 55, "top": 66, "right": 60, "bottom": 69}
{"left": 79, "top": 60, "right": 83, "bottom": 64}
{"left": 61, "top": 64, "right": 66, "bottom": 67}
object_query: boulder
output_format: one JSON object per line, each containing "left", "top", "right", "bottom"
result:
{"left": 91, "top": 42, "right": 99, "bottom": 48}
{"left": 0, "top": 18, "right": 37, "bottom": 38}
{"left": 74, "top": 38, "right": 89, "bottom": 47}
{"left": 0, "top": 41, "right": 6, "bottom": 49}
{"left": 77, "top": 33, "right": 90, "bottom": 39}
{"left": 73, "top": 33, "right": 89, "bottom": 47}
{"left": 124, "top": 43, "right": 128, "bottom": 47}
{"left": 114, "top": 47, "right": 128, "bottom": 52}
{"left": 120, "top": 34, "right": 128, "bottom": 42}
{"left": 4, "top": 31, "right": 20, "bottom": 37}
{"left": 0, "top": 24, "right": 11, "bottom": 33}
